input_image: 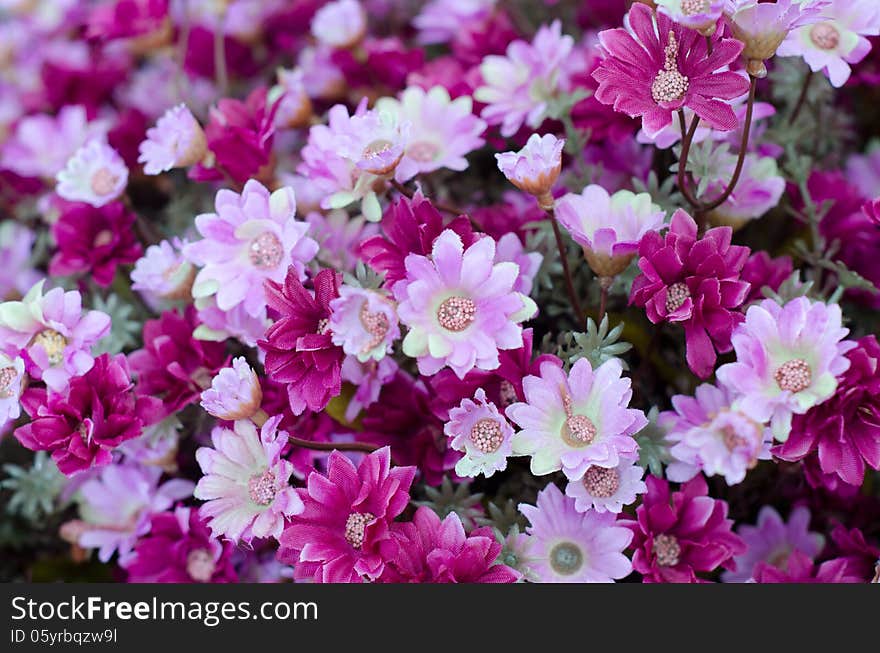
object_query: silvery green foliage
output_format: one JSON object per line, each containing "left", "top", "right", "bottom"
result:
{"left": 549, "top": 316, "right": 632, "bottom": 371}
{"left": 414, "top": 476, "right": 484, "bottom": 532}
{"left": 631, "top": 171, "right": 681, "bottom": 216}
{"left": 634, "top": 407, "right": 672, "bottom": 478}
{"left": 2, "top": 452, "right": 66, "bottom": 522}
{"left": 475, "top": 498, "right": 526, "bottom": 536}
{"left": 342, "top": 261, "right": 385, "bottom": 290}
{"left": 90, "top": 293, "right": 141, "bottom": 355}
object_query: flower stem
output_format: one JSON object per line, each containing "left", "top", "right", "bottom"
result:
{"left": 788, "top": 69, "right": 813, "bottom": 125}
{"left": 545, "top": 207, "right": 585, "bottom": 328}
{"left": 288, "top": 436, "right": 380, "bottom": 454}
{"left": 598, "top": 276, "right": 613, "bottom": 323}
{"left": 676, "top": 110, "right": 703, "bottom": 210}
{"left": 213, "top": 13, "right": 228, "bottom": 96}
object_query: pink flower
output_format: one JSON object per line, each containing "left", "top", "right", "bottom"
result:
{"left": 195, "top": 416, "right": 303, "bottom": 543}
{"left": 304, "top": 210, "right": 378, "bottom": 272}
{"left": 55, "top": 140, "right": 128, "bottom": 207}
{"left": 494, "top": 232, "right": 542, "bottom": 296}
{"left": 656, "top": 0, "right": 725, "bottom": 34}
{"left": 199, "top": 357, "right": 263, "bottom": 422}
{"left": 278, "top": 447, "right": 416, "bottom": 583}
{"left": 0, "top": 222, "right": 42, "bottom": 301}
{"left": 518, "top": 483, "right": 633, "bottom": 582}
{"left": 699, "top": 151, "right": 786, "bottom": 230}
{"left": 630, "top": 209, "right": 751, "bottom": 379}
{"left": 752, "top": 550, "right": 861, "bottom": 583}
{"left": 444, "top": 388, "right": 514, "bottom": 478}
{"left": 86, "top": 0, "right": 169, "bottom": 42}
{"left": 414, "top": 0, "right": 497, "bottom": 45}
{"left": 0, "top": 353, "right": 25, "bottom": 429}
{"left": 379, "top": 507, "right": 520, "bottom": 583}
{"left": 495, "top": 133, "right": 564, "bottom": 207}
{"left": 508, "top": 357, "right": 646, "bottom": 480}
{"left": 138, "top": 104, "right": 207, "bottom": 175}
{"left": 593, "top": 3, "right": 749, "bottom": 137}
{"left": 740, "top": 251, "right": 794, "bottom": 305}
{"left": 340, "top": 356, "right": 398, "bottom": 422}
{"left": 564, "top": 458, "right": 647, "bottom": 514}
{"left": 130, "top": 238, "right": 195, "bottom": 301}
{"left": 328, "top": 286, "right": 399, "bottom": 363}
{"left": 311, "top": 0, "right": 366, "bottom": 49}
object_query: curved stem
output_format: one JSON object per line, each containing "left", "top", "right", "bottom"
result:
{"left": 287, "top": 435, "right": 380, "bottom": 454}
{"left": 676, "top": 110, "right": 703, "bottom": 210}
{"left": 789, "top": 69, "right": 813, "bottom": 125}
{"left": 546, "top": 207, "right": 585, "bottom": 328}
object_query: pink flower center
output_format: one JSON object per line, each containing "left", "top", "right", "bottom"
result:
{"left": 582, "top": 465, "right": 621, "bottom": 498}
{"left": 437, "top": 296, "right": 476, "bottom": 332}
{"left": 186, "top": 548, "right": 216, "bottom": 582}
{"left": 651, "top": 32, "right": 689, "bottom": 104}
{"left": 0, "top": 366, "right": 17, "bottom": 398}
{"left": 248, "top": 231, "right": 284, "bottom": 269}
{"left": 469, "top": 418, "right": 504, "bottom": 454}
{"left": 665, "top": 282, "right": 690, "bottom": 313}
{"left": 93, "top": 230, "right": 114, "bottom": 247}
{"left": 549, "top": 542, "right": 584, "bottom": 575}
{"left": 359, "top": 301, "right": 390, "bottom": 352}
{"left": 248, "top": 469, "right": 277, "bottom": 506}
{"left": 561, "top": 394, "right": 597, "bottom": 447}
{"left": 810, "top": 22, "right": 840, "bottom": 50}
{"left": 90, "top": 167, "right": 118, "bottom": 196}
{"left": 498, "top": 379, "right": 518, "bottom": 407}
{"left": 407, "top": 141, "right": 439, "bottom": 163}
{"left": 316, "top": 317, "right": 331, "bottom": 335}
{"left": 32, "top": 329, "right": 67, "bottom": 366}
{"left": 344, "top": 511, "right": 375, "bottom": 548}
{"left": 652, "top": 534, "right": 681, "bottom": 567}
{"left": 774, "top": 358, "right": 811, "bottom": 393}
{"left": 681, "top": 0, "right": 709, "bottom": 16}
{"left": 363, "top": 139, "right": 393, "bottom": 160}
{"left": 721, "top": 424, "right": 746, "bottom": 452}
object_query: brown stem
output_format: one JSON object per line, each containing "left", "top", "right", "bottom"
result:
{"left": 213, "top": 12, "right": 228, "bottom": 95}
{"left": 598, "top": 276, "right": 614, "bottom": 323}
{"left": 788, "top": 69, "right": 813, "bottom": 125}
{"left": 175, "top": 0, "right": 191, "bottom": 104}
{"left": 676, "top": 110, "right": 703, "bottom": 210}
{"left": 546, "top": 207, "right": 585, "bottom": 328}
{"left": 288, "top": 435, "right": 380, "bottom": 454}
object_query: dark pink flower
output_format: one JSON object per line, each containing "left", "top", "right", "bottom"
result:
{"left": 14, "top": 354, "right": 161, "bottom": 476}
{"left": 86, "top": 0, "right": 169, "bottom": 42}
{"left": 123, "top": 506, "right": 238, "bottom": 583}
{"left": 752, "top": 550, "right": 861, "bottom": 583}
{"left": 278, "top": 447, "right": 416, "bottom": 583}
{"left": 49, "top": 201, "right": 142, "bottom": 287}
{"left": 630, "top": 209, "right": 751, "bottom": 378}
{"left": 378, "top": 507, "right": 520, "bottom": 583}
{"left": 259, "top": 268, "right": 344, "bottom": 416}
{"left": 593, "top": 3, "right": 749, "bottom": 137}
{"left": 774, "top": 336, "right": 880, "bottom": 487}
{"left": 128, "top": 307, "right": 228, "bottom": 415}
{"left": 828, "top": 524, "right": 880, "bottom": 582}
{"left": 623, "top": 475, "right": 745, "bottom": 583}
{"left": 740, "top": 251, "right": 793, "bottom": 304}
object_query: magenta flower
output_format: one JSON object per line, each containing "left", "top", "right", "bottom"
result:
{"left": 396, "top": 229, "right": 537, "bottom": 379}
{"left": 716, "top": 297, "right": 854, "bottom": 441}
{"left": 444, "top": 388, "right": 514, "bottom": 479}
{"left": 259, "top": 268, "right": 344, "bottom": 416}
{"left": 508, "top": 357, "right": 646, "bottom": 481}
{"left": 630, "top": 209, "right": 751, "bottom": 379}
{"left": 722, "top": 506, "right": 824, "bottom": 583}
{"left": 740, "top": 251, "right": 793, "bottom": 305}
{"left": 123, "top": 506, "right": 238, "bottom": 583}
{"left": 624, "top": 475, "right": 745, "bottom": 583}
{"left": 199, "top": 357, "right": 263, "bottom": 422}
{"left": 752, "top": 550, "right": 861, "bottom": 583}
{"left": 774, "top": 335, "right": 880, "bottom": 486}
{"left": 278, "top": 447, "right": 416, "bottom": 583}
{"left": 128, "top": 307, "right": 228, "bottom": 415}
{"left": 86, "top": 0, "right": 170, "bottom": 42}
{"left": 49, "top": 201, "right": 142, "bottom": 287}
{"left": 379, "top": 507, "right": 520, "bottom": 583}
{"left": 593, "top": 3, "right": 749, "bottom": 137}
{"left": 14, "top": 353, "right": 162, "bottom": 476}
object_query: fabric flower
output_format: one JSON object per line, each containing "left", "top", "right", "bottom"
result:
{"left": 630, "top": 209, "right": 751, "bottom": 379}
{"left": 414, "top": 0, "right": 497, "bottom": 45}
{"left": 722, "top": 506, "right": 824, "bottom": 582}
{"left": 194, "top": 416, "right": 303, "bottom": 543}
{"left": 716, "top": 297, "right": 854, "bottom": 441}
{"left": 138, "top": 103, "right": 207, "bottom": 175}
{"left": 0, "top": 222, "right": 42, "bottom": 301}
{"left": 564, "top": 458, "right": 647, "bottom": 515}
{"left": 507, "top": 357, "right": 646, "bottom": 481}
{"left": 774, "top": 335, "right": 880, "bottom": 486}
{"left": 494, "top": 233, "right": 542, "bottom": 296}
{"left": 130, "top": 238, "right": 195, "bottom": 301}
{"left": 199, "top": 357, "right": 263, "bottom": 422}
{"left": 518, "top": 483, "right": 633, "bottom": 583}
{"left": 593, "top": 3, "right": 749, "bottom": 137}
{"left": 0, "top": 353, "right": 26, "bottom": 429}
{"left": 328, "top": 286, "right": 399, "bottom": 363}
{"left": 752, "top": 550, "right": 861, "bottom": 583}
{"left": 311, "top": 0, "right": 366, "bottom": 49}
{"left": 278, "top": 447, "right": 416, "bottom": 583}
{"left": 55, "top": 140, "right": 128, "bottom": 207}
{"left": 396, "top": 229, "right": 537, "bottom": 379}
{"left": 624, "top": 475, "right": 745, "bottom": 583}
{"left": 656, "top": 0, "right": 724, "bottom": 34}
{"left": 495, "top": 133, "right": 563, "bottom": 207}
{"left": 259, "top": 268, "right": 344, "bottom": 416}
{"left": 740, "top": 251, "right": 794, "bottom": 305}
{"left": 444, "top": 388, "right": 513, "bottom": 478}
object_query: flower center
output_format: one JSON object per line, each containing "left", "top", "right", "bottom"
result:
{"left": 407, "top": 141, "right": 439, "bottom": 163}
{"left": 549, "top": 542, "right": 584, "bottom": 575}
{"left": 247, "top": 469, "right": 277, "bottom": 506}
{"left": 810, "top": 22, "right": 840, "bottom": 50}
{"left": 721, "top": 424, "right": 746, "bottom": 452}
{"left": 32, "top": 329, "right": 67, "bottom": 366}
{"left": 582, "top": 465, "right": 621, "bottom": 498}
{"left": 186, "top": 548, "right": 216, "bottom": 582}
{"left": 651, "top": 32, "right": 689, "bottom": 104}
{"left": 665, "top": 282, "right": 690, "bottom": 313}
{"left": 93, "top": 229, "right": 114, "bottom": 247}
{"left": 344, "top": 512, "right": 375, "bottom": 548}
{"left": 652, "top": 534, "right": 681, "bottom": 567}
{"left": 90, "top": 167, "right": 118, "bottom": 196}
{"left": 248, "top": 231, "right": 284, "bottom": 269}
{"left": 469, "top": 418, "right": 504, "bottom": 454}
{"left": 681, "top": 0, "right": 709, "bottom": 16}
{"left": 316, "top": 317, "right": 331, "bottom": 335}
{"left": 560, "top": 394, "right": 597, "bottom": 447}
{"left": 77, "top": 422, "right": 91, "bottom": 444}
{"left": 359, "top": 301, "right": 390, "bottom": 352}
{"left": 498, "top": 379, "right": 517, "bottom": 407}
{"left": 437, "top": 296, "right": 476, "bottom": 332}
{"left": 767, "top": 546, "right": 791, "bottom": 571}
{"left": 363, "top": 139, "right": 393, "bottom": 160}
{"left": 0, "top": 366, "right": 17, "bottom": 398}
{"left": 774, "top": 358, "right": 812, "bottom": 393}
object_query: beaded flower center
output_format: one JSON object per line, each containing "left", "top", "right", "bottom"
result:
{"left": 316, "top": 317, "right": 331, "bottom": 335}
{"left": 665, "top": 282, "right": 690, "bottom": 313}
{"left": 344, "top": 512, "right": 375, "bottom": 548}
{"left": 651, "top": 32, "right": 689, "bottom": 104}
{"left": 652, "top": 533, "right": 681, "bottom": 567}
{"left": 407, "top": 141, "right": 439, "bottom": 163}
{"left": 582, "top": 465, "right": 621, "bottom": 498}
{"left": 470, "top": 418, "right": 504, "bottom": 454}
{"left": 359, "top": 301, "right": 390, "bottom": 352}
{"left": 561, "top": 394, "right": 597, "bottom": 447}
{"left": 249, "top": 231, "right": 284, "bottom": 269}
{"left": 810, "top": 22, "right": 840, "bottom": 50}
{"left": 0, "top": 366, "right": 17, "bottom": 398}
{"left": 32, "top": 329, "right": 67, "bottom": 366}
{"left": 549, "top": 542, "right": 584, "bottom": 575}
{"left": 247, "top": 469, "right": 277, "bottom": 506}
{"left": 437, "top": 296, "right": 476, "bottom": 332}
{"left": 681, "top": 0, "right": 709, "bottom": 16}
{"left": 774, "top": 358, "right": 812, "bottom": 393}
{"left": 186, "top": 548, "right": 216, "bottom": 582}
{"left": 90, "top": 167, "right": 118, "bottom": 196}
